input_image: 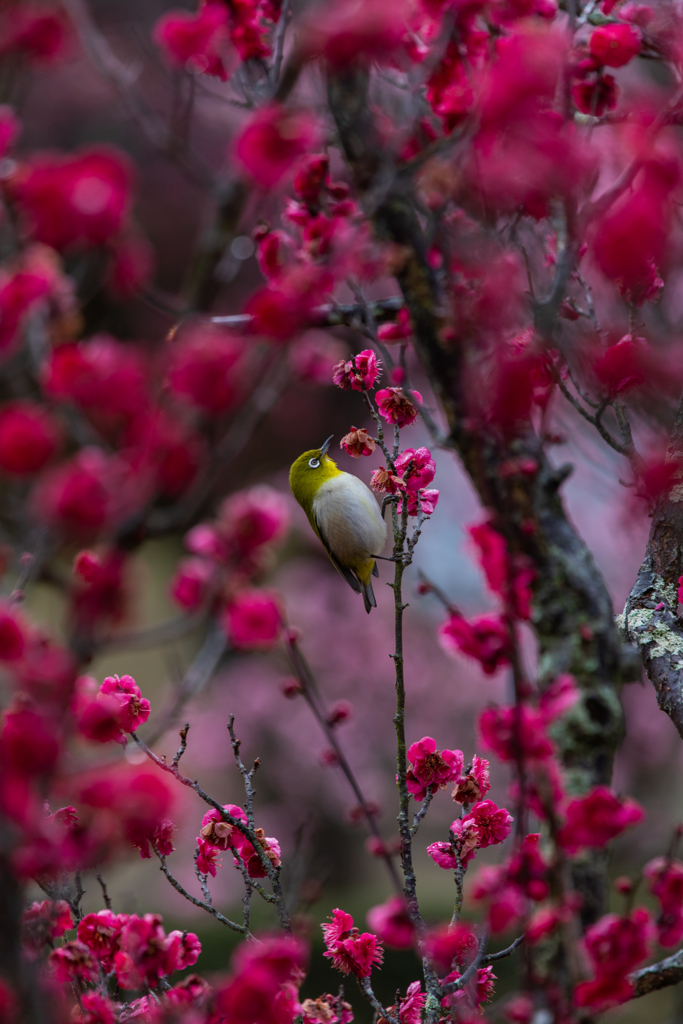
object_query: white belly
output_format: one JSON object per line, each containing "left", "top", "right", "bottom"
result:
{"left": 313, "top": 473, "right": 387, "bottom": 564}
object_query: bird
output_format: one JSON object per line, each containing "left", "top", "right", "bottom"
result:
{"left": 289, "top": 436, "right": 387, "bottom": 613}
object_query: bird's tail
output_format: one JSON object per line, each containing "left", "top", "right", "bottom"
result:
{"left": 361, "top": 577, "right": 377, "bottom": 614}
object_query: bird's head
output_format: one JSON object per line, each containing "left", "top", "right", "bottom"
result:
{"left": 289, "top": 436, "right": 340, "bottom": 510}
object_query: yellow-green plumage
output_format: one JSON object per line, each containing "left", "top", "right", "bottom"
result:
{"left": 289, "top": 440, "right": 387, "bottom": 613}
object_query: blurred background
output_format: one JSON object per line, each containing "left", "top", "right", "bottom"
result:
{"left": 9, "top": 0, "right": 683, "bottom": 1019}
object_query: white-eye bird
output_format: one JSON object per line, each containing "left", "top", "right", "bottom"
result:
{"left": 289, "top": 436, "right": 387, "bottom": 613}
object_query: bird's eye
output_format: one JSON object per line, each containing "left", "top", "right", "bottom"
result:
{"left": 308, "top": 457, "right": 320, "bottom": 469}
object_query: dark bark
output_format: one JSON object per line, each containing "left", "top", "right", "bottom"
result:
{"left": 632, "top": 948, "right": 683, "bottom": 998}
{"left": 624, "top": 393, "right": 683, "bottom": 738}
{"left": 328, "top": 63, "right": 638, "bottom": 923}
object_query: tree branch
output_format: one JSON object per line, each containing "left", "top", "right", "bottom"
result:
{"left": 632, "top": 947, "right": 683, "bottom": 997}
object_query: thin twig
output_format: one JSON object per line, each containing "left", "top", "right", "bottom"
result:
{"left": 484, "top": 935, "right": 524, "bottom": 963}
{"left": 410, "top": 790, "right": 434, "bottom": 837}
{"left": 153, "top": 845, "right": 248, "bottom": 934}
{"left": 358, "top": 977, "right": 399, "bottom": 1024}
{"left": 96, "top": 875, "right": 112, "bottom": 911}
{"left": 131, "top": 731, "right": 291, "bottom": 932}
{"left": 440, "top": 932, "right": 488, "bottom": 996}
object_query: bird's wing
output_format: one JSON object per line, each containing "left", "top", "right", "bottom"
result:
{"left": 313, "top": 509, "right": 362, "bottom": 594}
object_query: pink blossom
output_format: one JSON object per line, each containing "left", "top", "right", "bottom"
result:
{"left": 219, "top": 485, "right": 289, "bottom": 561}
{"left": 557, "top": 787, "right": 644, "bottom": 854}
{"left": 228, "top": 0, "right": 277, "bottom": 61}
{"left": 73, "top": 550, "right": 101, "bottom": 583}
{"left": 439, "top": 613, "right": 511, "bottom": 675}
{"left": 423, "top": 923, "right": 477, "bottom": 975}
{"left": 1, "top": 700, "right": 61, "bottom": 776}
{"left": 399, "top": 487, "right": 439, "bottom": 517}
{"left": 0, "top": 5, "right": 72, "bottom": 65}
{"left": 256, "top": 229, "right": 295, "bottom": 280}
{"left": 199, "top": 803, "right": 246, "bottom": 851}
{"left": 44, "top": 335, "right": 149, "bottom": 426}
{"left": 22, "top": 900, "right": 73, "bottom": 954}
{"left": 507, "top": 834, "right": 549, "bottom": 901}
{"left": 77, "top": 764, "right": 175, "bottom": 854}
{"left": 621, "top": 2, "right": 654, "bottom": 24}
{"left": 303, "top": 0, "right": 409, "bottom": 67}
{"left": 196, "top": 838, "right": 221, "bottom": 876}
{"left": 467, "top": 520, "right": 535, "bottom": 617}
{"left": 468, "top": 521, "right": 508, "bottom": 594}
{"left": 453, "top": 754, "right": 491, "bottom": 804}
{"left": 471, "top": 865, "right": 526, "bottom": 934}
{"left": 49, "top": 941, "right": 99, "bottom": 984}
{"left": 302, "top": 995, "right": 353, "bottom": 1024}
{"left": 377, "top": 307, "right": 412, "bottom": 343}
{"left": 574, "top": 908, "right": 653, "bottom": 1011}
{"left": 245, "top": 267, "right": 325, "bottom": 342}
{"left": 215, "top": 935, "right": 308, "bottom": 1024}
{"left": 366, "top": 895, "right": 414, "bottom": 950}
{"left": 644, "top": 856, "right": 683, "bottom": 947}
{"left": 235, "top": 104, "right": 319, "bottom": 188}
{"left": 73, "top": 680, "right": 126, "bottom": 746}
{"left": 239, "top": 832, "right": 282, "bottom": 879}
{"left": 322, "top": 909, "right": 383, "bottom": 977}
{"left": 406, "top": 736, "right": 464, "bottom": 801}
{"left": 462, "top": 800, "right": 513, "bottom": 848}
{"left": 166, "top": 325, "right": 245, "bottom": 414}
{"left": 590, "top": 22, "right": 641, "bottom": 67}
{"left": 427, "top": 818, "right": 480, "bottom": 869}
{"left": 74, "top": 992, "right": 116, "bottom": 1024}
{"left": 0, "top": 254, "right": 65, "bottom": 357}
{"left": 293, "top": 153, "right": 329, "bottom": 203}
{"left": 539, "top": 674, "right": 580, "bottom": 723}
{"left": 153, "top": 4, "right": 232, "bottom": 79}
{"left": 163, "top": 930, "right": 202, "bottom": 972}
{"left": 325, "top": 931, "right": 384, "bottom": 977}
{"left": 99, "top": 674, "right": 150, "bottom": 733}
{"left": 0, "top": 981, "right": 17, "bottom": 1024}
{"left": 526, "top": 903, "right": 570, "bottom": 946}
{"left": 124, "top": 407, "right": 204, "bottom": 500}
{"left": 0, "top": 605, "right": 26, "bottom": 661}
{"left": 593, "top": 335, "right": 651, "bottom": 397}
{"left": 12, "top": 147, "right": 133, "bottom": 251}
{"left": 395, "top": 448, "right": 436, "bottom": 492}
{"left": 222, "top": 589, "right": 282, "bottom": 650}
{"left": 77, "top": 910, "right": 126, "bottom": 961}
{"left": 441, "top": 965, "right": 496, "bottom": 1012}
{"left": 592, "top": 179, "right": 672, "bottom": 306}
{"left": 340, "top": 427, "right": 376, "bottom": 458}
{"left": 33, "top": 448, "right": 128, "bottom": 536}
{"left": 0, "top": 401, "right": 60, "bottom": 475}
{"left": 375, "top": 387, "right": 422, "bottom": 426}
{"left": 0, "top": 105, "right": 19, "bottom": 160}
{"left": 186, "top": 522, "right": 227, "bottom": 561}
{"left": 327, "top": 700, "right": 353, "bottom": 726}
{"left": 332, "top": 349, "right": 381, "bottom": 391}
{"left": 322, "top": 909, "right": 355, "bottom": 947}
{"left": 479, "top": 704, "right": 554, "bottom": 762}
{"left": 170, "top": 557, "right": 214, "bottom": 610}
{"left": 130, "top": 818, "right": 176, "bottom": 860}
{"left": 383, "top": 981, "right": 425, "bottom": 1024}
{"left": 370, "top": 465, "right": 406, "bottom": 495}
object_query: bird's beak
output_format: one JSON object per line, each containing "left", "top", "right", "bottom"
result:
{"left": 319, "top": 435, "right": 333, "bottom": 459}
